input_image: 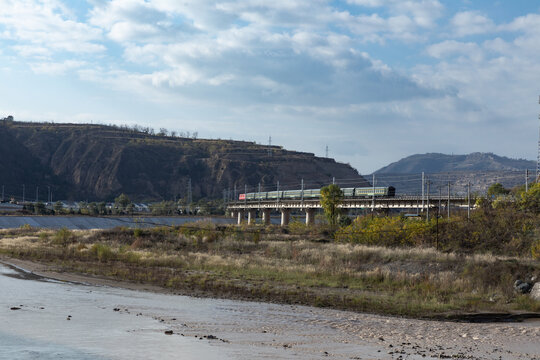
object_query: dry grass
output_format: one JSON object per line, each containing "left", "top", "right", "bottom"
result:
{"left": 0, "top": 224, "right": 539, "bottom": 317}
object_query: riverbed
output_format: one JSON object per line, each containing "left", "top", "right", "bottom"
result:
{"left": 1, "top": 263, "right": 539, "bottom": 359}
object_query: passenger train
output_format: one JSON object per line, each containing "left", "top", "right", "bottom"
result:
{"left": 239, "top": 186, "right": 395, "bottom": 201}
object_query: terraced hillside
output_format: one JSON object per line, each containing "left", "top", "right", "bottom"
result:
{"left": 0, "top": 120, "right": 367, "bottom": 201}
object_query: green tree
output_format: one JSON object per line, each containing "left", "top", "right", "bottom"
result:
{"left": 114, "top": 193, "right": 131, "bottom": 214}
{"left": 320, "top": 184, "right": 344, "bottom": 226}
{"left": 519, "top": 182, "right": 540, "bottom": 213}
{"left": 88, "top": 202, "right": 99, "bottom": 215}
{"left": 54, "top": 201, "right": 64, "bottom": 214}
{"left": 34, "top": 202, "right": 46, "bottom": 215}
{"left": 97, "top": 202, "right": 107, "bottom": 215}
{"left": 487, "top": 183, "right": 509, "bottom": 198}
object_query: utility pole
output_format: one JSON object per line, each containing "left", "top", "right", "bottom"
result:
{"left": 421, "top": 172, "right": 425, "bottom": 212}
{"left": 301, "top": 179, "right": 304, "bottom": 208}
{"left": 447, "top": 182, "right": 451, "bottom": 219}
{"left": 426, "top": 180, "right": 431, "bottom": 222}
{"left": 438, "top": 187, "right": 442, "bottom": 211}
{"left": 276, "top": 180, "right": 280, "bottom": 206}
{"left": 1, "top": 185, "right": 4, "bottom": 202}
{"left": 325, "top": 145, "right": 329, "bottom": 158}
{"left": 187, "top": 178, "right": 192, "bottom": 213}
{"left": 467, "top": 182, "right": 471, "bottom": 221}
{"left": 435, "top": 203, "right": 439, "bottom": 251}
{"left": 47, "top": 186, "right": 51, "bottom": 203}
{"left": 526, "top": 169, "right": 529, "bottom": 192}
{"left": 268, "top": 136, "right": 272, "bottom": 157}
{"left": 234, "top": 184, "right": 237, "bottom": 202}
{"left": 244, "top": 184, "right": 247, "bottom": 208}
{"left": 258, "top": 182, "right": 261, "bottom": 209}
{"left": 332, "top": 177, "right": 335, "bottom": 185}
{"left": 22, "top": 184, "right": 25, "bottom": 203}
{"left": 35, "top": 186, "right": 39, "bottom": 203}
{"left": 371, "top": 174, "right": 375, "bottom": 214}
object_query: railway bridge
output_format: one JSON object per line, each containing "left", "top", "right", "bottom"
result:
{"left": 227, "top": 195, "right": 472, "bottom": 226}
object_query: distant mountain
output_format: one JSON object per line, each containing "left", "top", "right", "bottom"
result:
{"left": 374, "top": 153, "right": 535, "bottom": 195}
{"left": 0, "top": 120, "right": 367, "bottom": 202}
{"left": 375, "top": 153, "right": 535, "bottom": 174}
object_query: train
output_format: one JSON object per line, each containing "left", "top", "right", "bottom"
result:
{"left": 238, "top": 186, "right": 395, "bottom": 201}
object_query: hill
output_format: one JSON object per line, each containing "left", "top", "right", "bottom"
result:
{"left": 374, "top": 153, "right": 535, "bottom": 195}
{"left": 375, "top": 152, "right": 535, "bottom": 174}
{"left": 0, "top": 119, "right": 367, "bottom": 202}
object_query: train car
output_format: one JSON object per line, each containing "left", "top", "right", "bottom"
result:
{"left": 238, "top": 186, "right": 396, "bottom": 201}
{"left": 354, "top": 186, "right": 396, "bottom": 197}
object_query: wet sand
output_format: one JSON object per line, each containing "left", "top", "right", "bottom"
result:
{"left": 1, "top": 257, "right": 539, "bottom": 359}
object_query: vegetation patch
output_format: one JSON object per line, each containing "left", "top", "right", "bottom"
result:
{"left": 1, "top": 213, "right": 539, "bottom": 318}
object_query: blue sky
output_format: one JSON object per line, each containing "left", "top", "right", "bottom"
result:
{"left": 1, "top": 0, "right": 540, "bottom": 173}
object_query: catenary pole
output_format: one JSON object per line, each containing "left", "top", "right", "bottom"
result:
{"left": 421, "top": 172, "right": 425, "bottom": 212}
{"left": 371, "top": 174, "right": 375, "bottom": 213}
{"left": 276, "top": 180, "right": 280, "bottom": 207}
{"left": 467, "top": 182, "right": 471, "bottom": 220}
{"left": 447, "top": 182, "right": 451, "bottom": 219}
{"left": 301, "top": 178, "right": 304, "bottom": 208}
{"left": 426, "top": 180, "right": 430, "bottom": 221}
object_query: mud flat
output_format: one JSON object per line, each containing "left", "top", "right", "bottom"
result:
{"left": 1, "top": 261, "right": 539, "bottom": 360}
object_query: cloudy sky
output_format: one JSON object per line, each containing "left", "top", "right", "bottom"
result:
{"left": 0, "top": 0, "right": 539, "bottom": 173}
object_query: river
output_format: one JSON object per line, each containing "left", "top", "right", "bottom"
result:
{"left": 0, "top": 215, "right": 296, "bottom": 230}
{"left": 1, "top": 263, "right": 538, "bottom": 359}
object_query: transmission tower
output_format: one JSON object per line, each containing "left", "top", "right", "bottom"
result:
{"left": 325, "top": 145, "right": 329, "bottom": 158}
{"left": 537, "top": 96, "right": 540, "bottom": 181}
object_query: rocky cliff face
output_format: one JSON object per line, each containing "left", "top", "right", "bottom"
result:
{"left": 0, "top": 121, "right": 367, "bottom": 201}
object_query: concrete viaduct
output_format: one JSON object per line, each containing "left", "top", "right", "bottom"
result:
{"left": 227, "top": 195, "right": 471, "bottom": 226}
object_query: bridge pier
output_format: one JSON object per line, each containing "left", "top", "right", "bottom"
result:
{"left": 262, "top": 209, "right": 271, "bottom": 226}
{"left": 305, "top": 208, "right": 315, "bottom": 226}
{"left": 280, "top": 208, "right": 291, "bottom": 227}
{"left": 230, "top": 211, "right": 236, "bottom": 219}
{"left": 247, "top": 209, "right": 257, "bottom": 225}
{"left": 237, "top": 210, "right": 245, "bottom": 225}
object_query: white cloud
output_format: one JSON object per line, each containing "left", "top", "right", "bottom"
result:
{"left": 450, "top": 11, "right": 494, "bottom": 37}
{"left": 0, "top": 0, "right": 104, "bottom": 55}
{"left": 12, "top": 45, "right": 51, "bottom": 58}
{"left": 30, "top": 60, "right": 86, "bottom": 75}
{"left": 426, "top": 40, "right": 482, "bottom": 61}
{"left": 502, "top": 13, "right": 540, "bottom": 34}
{"left": 343, "top": 0, "right": 443, "bottom": 43}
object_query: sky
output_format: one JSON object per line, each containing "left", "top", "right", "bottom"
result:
{"left": 1, "top": 0, "right": 540, "bottom": 174}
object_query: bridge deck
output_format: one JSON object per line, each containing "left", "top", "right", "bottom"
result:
{"left": 227, "top": 196, "right": 470, "bottom": 210}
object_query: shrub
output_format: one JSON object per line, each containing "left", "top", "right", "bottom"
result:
{"left": 52, "top": 227, "right": 74, "bottom": 246}
{"left": 89, "top": 243, "right": 116, "bottom": 262}
{"left": 532, "top": 239, "right": 540, "bottom": 260}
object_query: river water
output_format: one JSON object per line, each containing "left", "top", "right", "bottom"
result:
{"left": 0, "top": 263, "right": 383, "bottom": 359}
{"left": 0, "top": 216, "right": 236, "bottom": 230}
{"left": 0, "top": 215, "right": 294, "bottom": 230}
{"left": 1, "top": 263, "right": 539, "bottom": 360}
